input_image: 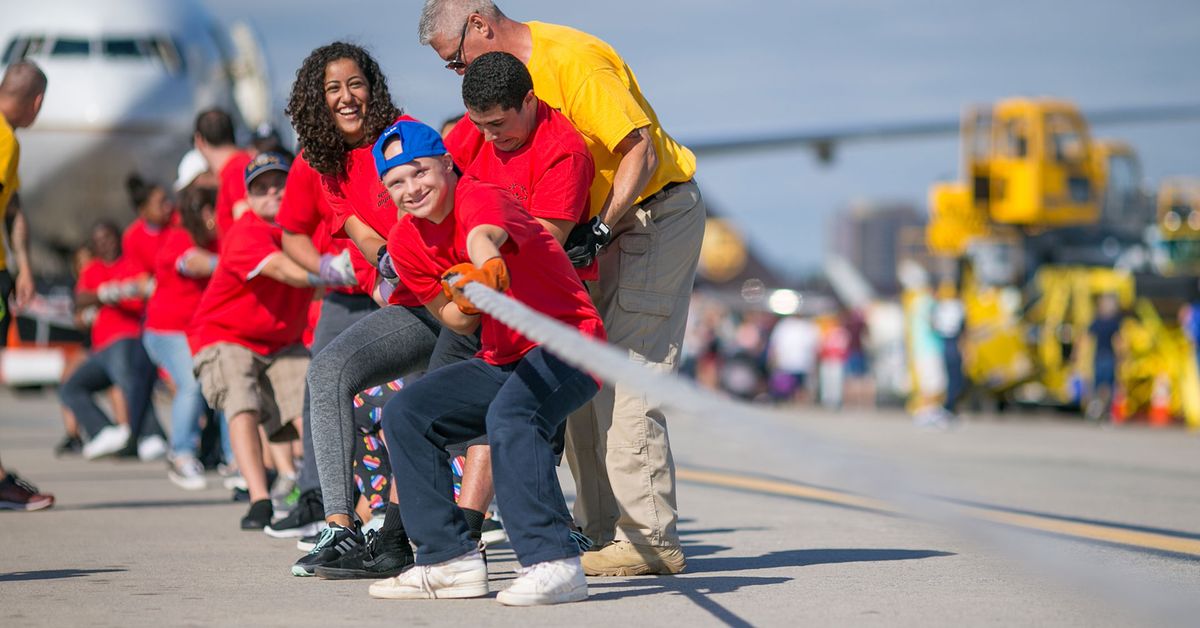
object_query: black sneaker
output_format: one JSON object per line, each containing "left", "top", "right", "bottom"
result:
{"left": 54, "top": 435, "right": 83, "bottom": 457}
{"left": 265, "top": 489, "right": 324, "bottom": 539}
{"left": 291, "top": 523, "right": 363, "bottom": 577}
{"left": 241, "top": 499, "right": 273, "bottom": 530}
{"left": 314, "top": 528, "right": 415, "bottom": 579}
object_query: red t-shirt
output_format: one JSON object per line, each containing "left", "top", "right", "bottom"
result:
{"left": 276, "top": 152, "right": 359, "bottom": 296}
{"left": 77, "top": 257, "right": 145, "bottom": 350}
{"left": 215, "top": 150, "right": 254, "bottom": 240}
{"left": 387, "top": 175, "right": 605, "bottom": 366}
{"left": 145, "top": 227, "right": 215, "bottom": 333}
{"left": 321, "top": 115, "right": 421, "bottom": 305}
{"left": 188, "top": 211, "right": 314, "bottom": 356}
{"left": 121, "top": 217, "right": 170, "bottom": 277}
{"left": 445, "top": 101, "right": 597, "bottom": 280}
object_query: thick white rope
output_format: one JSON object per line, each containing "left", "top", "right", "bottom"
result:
{"left": 460, "top": 280, "right": 1197, "bottom": 625}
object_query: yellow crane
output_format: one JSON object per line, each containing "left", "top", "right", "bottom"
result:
{"left": 922, "top": 98, "right": 1200, "bottom": 426}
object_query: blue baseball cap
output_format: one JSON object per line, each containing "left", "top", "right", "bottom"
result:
{"left": 372, "top": 119, "right": 447, "bottom": 178}
{"left": 244, "top": 151, "right": 291, "bottom": 186}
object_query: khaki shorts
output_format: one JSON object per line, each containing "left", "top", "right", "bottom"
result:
{"left": 194, "top": 342, "right": 309, "bottom": 441}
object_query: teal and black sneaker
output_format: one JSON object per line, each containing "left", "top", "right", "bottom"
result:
{"left": 314, "top": 528, "right": 415, "bottom": 580}
{"left": 291, "top": 523, "right": 363, "bottom": 577}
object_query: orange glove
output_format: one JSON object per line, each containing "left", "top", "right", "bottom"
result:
{"left": 441, "top": 257, "right": 510, "bottom": 315}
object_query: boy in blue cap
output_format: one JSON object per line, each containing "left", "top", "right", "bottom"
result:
{"left": 367, "top": 119, "right": 603, "bottom": 605}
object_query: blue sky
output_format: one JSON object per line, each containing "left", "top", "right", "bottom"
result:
{"left": 209, "top": 0, "right": 1200, "bottom": 276}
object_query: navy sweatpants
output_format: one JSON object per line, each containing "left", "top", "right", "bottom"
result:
{"left": 382, "top": 346, "right": 597, "bottom": 567}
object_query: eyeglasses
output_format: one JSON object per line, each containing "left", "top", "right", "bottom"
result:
{"left": 445, "top": 20, "right": 469, "bottom": 71}
{"left": 248, "top": 181, "right": 284, "bottom": 197}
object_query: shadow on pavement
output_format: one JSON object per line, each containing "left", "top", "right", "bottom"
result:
{"left": 679, "top": 543, "right": 733, "bottom": 558}
{"left": 53, "top": 498, "right": 232, "bottom": 511}
{"left": 0, "top": 568, "right": 126, "bottom": 582}
{"left": 589, "top": 575, "right": 791, "bottom": 627}
{"left": 687, "top": 548, "right": 954, "bottom": 573}
{"left": 679, "top": 527, "right": 768, "bottom": 537}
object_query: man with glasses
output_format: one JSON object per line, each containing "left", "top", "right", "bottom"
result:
{"left": 419, "top": 1, "right": 706, "bottom": 576}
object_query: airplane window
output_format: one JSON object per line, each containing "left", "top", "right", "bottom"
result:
{"left": 51, "top": 38, "right": 90, "bottom": 56}
{"left": 26, "top": 37, "right": 47, "bottom": 57}
{"left": 2, "top": 38, "right": 25, "bottom": 64}
{"left": 151, "top": 37, "right": 185, "bottom": 74}
{"left": 103, "top": 38, "right": 146, "bottom": 58}
{"left": 3, "top": 36, "right": 47, "bottom": 63}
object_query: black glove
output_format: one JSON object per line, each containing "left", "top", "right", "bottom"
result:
{"left": 376, "top": 245, "right": 399, "bottom": 285}
{"left": 564, "top": 217, "right": 612, "bottom": 268}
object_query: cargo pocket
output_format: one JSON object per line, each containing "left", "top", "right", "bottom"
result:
{"left": 193, "top": 351, "right": 226, "bottom": 412}
{"left": 616, "top": 233, "right": 673, "bottom": 317}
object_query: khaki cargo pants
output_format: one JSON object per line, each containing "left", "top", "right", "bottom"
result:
{"left": 565, "top": 180, "right": 706, "bottom": 548}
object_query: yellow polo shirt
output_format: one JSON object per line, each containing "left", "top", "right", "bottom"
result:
{"left": 525, "top": 21, "right": 696, "bottom": 219}
{"left": 0, "top": 115, "right": 19, "bottom": 272}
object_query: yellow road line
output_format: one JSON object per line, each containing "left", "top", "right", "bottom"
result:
{"left": 677, "top": 467, "right": 1200, "bottom": 557}
{"left": 677, "top": 468, "right": 898, "bottom": 515}
{"left": 959, "top": 506, "right": 1200, "bottom": 557}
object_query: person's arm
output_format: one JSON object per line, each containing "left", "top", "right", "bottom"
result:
{"left": 257, "top": 252, "right": 320, "bottom": 288}
{"left": 598, "top": 127, "right": 657, "bottom": 228}
{"left": 535, "top": 218, "right": 575, "bottom": 245}
{"left": 425, "top": 291, "right": 480, "bottom": 335}
{"left": 74, "top": 290, "right": 101, "bottom": 312}
{"left": 465, "top": 224, "right": 507, "bottom": 265}
{"left": 282, "top": 231, "right": 322, "bottom": 274}
{"left": 178, "top": 249, "right": 218, "bottom": 278}
{"left": 343, "top": 215, "right": 386, "bottom": 264}
{"left": 7, "top": 194, "right": 34, "bottom": 310}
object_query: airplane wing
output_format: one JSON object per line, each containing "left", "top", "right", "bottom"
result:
{"left": 684, "top": 103, "right": 1200, "bottom": 162}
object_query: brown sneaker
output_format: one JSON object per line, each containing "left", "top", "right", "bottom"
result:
{"left": 0, "top": 472, "right": 55, "bottom": 511}
{"left": 580, "top": 540, "right": 686, "bottom": 576}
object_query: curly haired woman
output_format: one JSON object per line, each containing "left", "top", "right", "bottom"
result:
{"left": 279, "top": 42, "right": 487, "bottom": 581}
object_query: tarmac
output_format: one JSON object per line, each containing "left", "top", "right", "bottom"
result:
{"left": 2, "top": 388, "right": 1199, "bottom": 627}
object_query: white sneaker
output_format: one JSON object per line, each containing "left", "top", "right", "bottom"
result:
{"left": 138, "top": 435, "right": 168, "bottom": 461}
{"left": 223, "top": 473, "right": 248, "bottom": 492}
{"left": 167, "top": 455, "right": 207, "bottom": 491}
{"left": 497, "top": 556, "right": 587, "bottom": 606}
{"left": 368, "top": 549, "right": 488, "bottom": 600}
{"left": 83, "top": 424, "right": 131, "bottom": 460}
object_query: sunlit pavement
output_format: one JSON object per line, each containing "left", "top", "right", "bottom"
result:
{"left": 2, "top": 388, "right": 1198, "bottom": 627}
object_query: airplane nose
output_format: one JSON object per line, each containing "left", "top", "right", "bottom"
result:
{"left": 31, "top": 63, "right": 192, "bottom": 133}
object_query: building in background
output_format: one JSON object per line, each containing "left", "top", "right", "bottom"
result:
{"left": 829, "top": 201, "right": 929, "bottom": 296}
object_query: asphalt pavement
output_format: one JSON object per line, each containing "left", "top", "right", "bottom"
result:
{"left": 2, "top": 388, "right": 1198, "bottom": 627}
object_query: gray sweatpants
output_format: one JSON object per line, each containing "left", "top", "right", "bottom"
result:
{"left": 308, "top": 303, "right": 477, "bottom": 518}
{"left": 298, "top": 292, "right": 378, "bottom": 495}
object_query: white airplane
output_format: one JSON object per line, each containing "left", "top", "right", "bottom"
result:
{"left": 1, "top": 0, "right": 272, "bottom": 277}
{"left": 0, "top": 0, "right": 271, "bottom": 386}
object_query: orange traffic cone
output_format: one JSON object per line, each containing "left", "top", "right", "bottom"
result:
{"left": 1149, "top": 376, "right": 1172, "bottom": 427}
{"left": 1110, "top": 388, "right": 1127, "bottom": 424}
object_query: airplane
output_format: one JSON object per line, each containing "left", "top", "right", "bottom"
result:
{"left": 1, "top": 0, "right": 272, "bottom": 278}
{"left": 0, "top": 0, "right": 271, "bottom": 386}
{"left": 684, "top": 103, "right": 1200, "bottom": 164}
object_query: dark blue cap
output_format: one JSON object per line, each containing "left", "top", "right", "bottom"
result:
{"left": 372, "top": 119, "right": 447, "bottom": 178}
{"left": 244, "top": 151, "right": 291, "bottom": 186}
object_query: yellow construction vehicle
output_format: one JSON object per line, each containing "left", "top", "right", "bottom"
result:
{"left": 1155, "top": 177, "right": 1200, "bottom": 274}
{"left": 923, "top": 97, "right": 1200, "bottom": 425}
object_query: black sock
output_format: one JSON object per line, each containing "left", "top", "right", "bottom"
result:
{"left": 461, "top": 507, "right": 484, "bottom": 542}
{"left": 380, "top": 502, "right": 405, "bottom": 535}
